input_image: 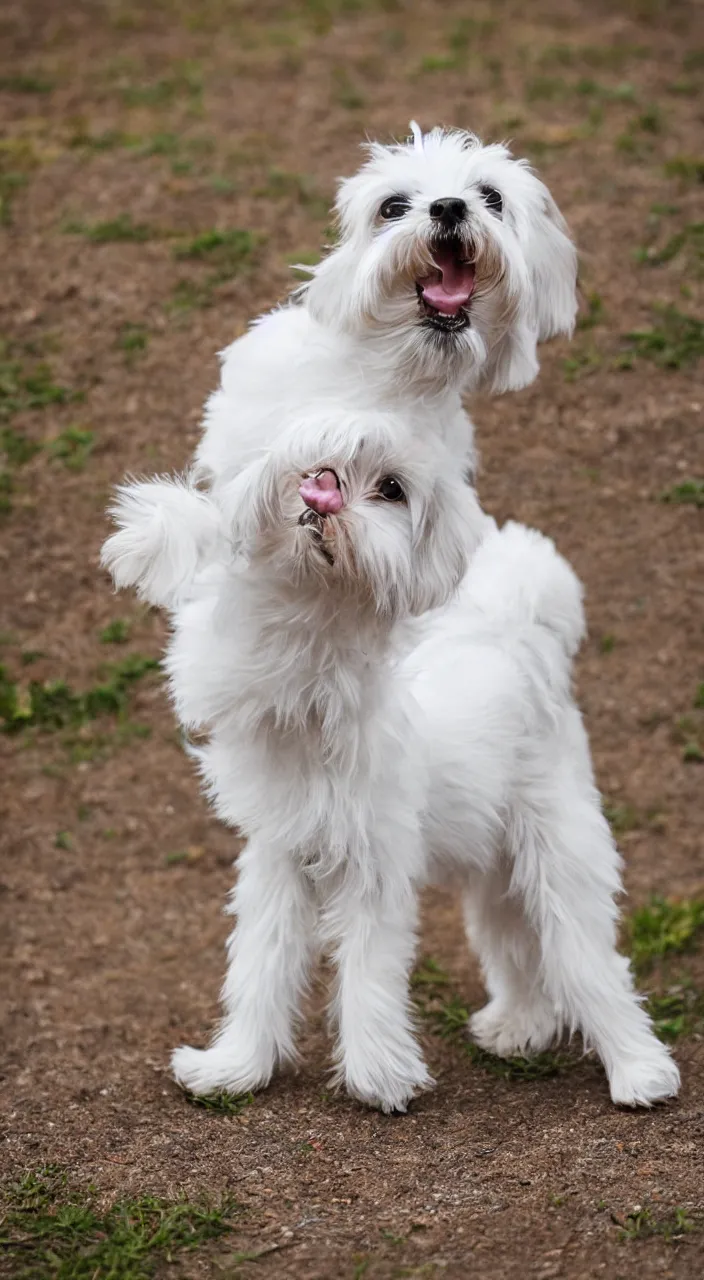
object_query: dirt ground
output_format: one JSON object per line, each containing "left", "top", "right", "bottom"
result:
{"left": 1, "top": 0, "right": 703, "bottom": 1276}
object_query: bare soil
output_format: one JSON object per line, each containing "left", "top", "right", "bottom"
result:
{"left": 1, "top": 1, "right": 703, "bottom": 1276}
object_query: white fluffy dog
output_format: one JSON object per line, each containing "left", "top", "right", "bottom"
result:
{"left": 102, "top": 412, "right": 679, "bottom": 1112}
{"left": 195, "top": 122, "right": 577, "bottom": 493}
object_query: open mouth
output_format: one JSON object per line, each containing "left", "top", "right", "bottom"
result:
{"left": 298, "top": 508, "right": 335, "bottom": 565}
{"left": 416, "top": 233, "right": 475, "bottom": 333}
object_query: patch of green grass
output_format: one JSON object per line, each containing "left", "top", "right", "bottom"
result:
{"left": 21, "top": 650, "right": 44, "bottom": 666}
{"left": 168, "top": 279, "right": 214, "bottom": 312}
{"left": 0, "top": 469, "right": 13, "bottom": 515}
{"left": 599, "top": 633, "right": 617, "bottom": 654}
{"left": 67, "top": 720, "right": 152, "bottom": 765}
{"left": 331, "top": 67, "right": 365, "bottom": 108}
{"left": 634, "top": 221, "right": 704, "bottom": 268}
{"left": 138, "top": 131, "right": 180, "bottom": 157}
{"left": 525, "top": 75, "right": 569, "bottom": 101}
{"left": 54, "top": 830, "right": 72, "bottom": 850}
{"left": 660, "top": 478, "right": 704, "bottom": 507}
{"left": 576, "top": 78, "right": 636, "bottom": 100}
{"left": 170, "top": 228, "right": 261, "bottom": 310}
{"left": 69, "top": 128, "right": 139, "bottom": 151}
{"left": 636, "top": 104, "right": 663, "bottom": 133}
{"left": 622, "top": 305, "right": 704, "bottom": 369}
{"left": 674, "top": 711, "right": 704, "bottom": 763}
{"left": 256, "top": 168, "right": 330, "bottom": 218}
{"left": 0, "top": 169, "right": 27, "bottom": 225}
{"left": 562, "top": 346, "right": 603, "bottom": 381}
{"left": 0, "top": 74, "right": 53, "bottom": 93}
{"left": 118, "top": 323, "right": 149, "bottom": 360}
{"left": 695, "top": 683, "right": 704, "bottom": 709}
{"left": 412, "top": 18, "right": 490, "bottom": 72}
{"left": 418, "top": 52, "right": 461, "bottom": 73}
{"left": 63, "top": 213, "right": 160, "bottom": 243}
{"left": 603, "top": 802, "right": 639, "bottom": 834}
{"left": 0, "top": 654, "right": 159, "bottom": 734}
{"left": 0, "top": 361, "right": 77, "bottom": 514}
{"left": 0, "top": 1164, "right": 240, "bottom": 1279}
{"left": 174, "top": 227, "right": 256, "bottom": 270}
{"left": 184, "top": 1090, "right": 254, "bottom": 1114}
{"left": 615, "top": 1204, "right": 697, "bottom": 1243}
{"left": 100, "top": 619, "right": 131, "bottom": 645}
{"left": 1, "top": 425, "right": 41, "bottom": 466}
{"left": 627, "top": 896, "right": 704, "bottom": 976}
{"left": 576, "top": 291, "right": 605, "bottom": 330}
{"left": 448, "top": 16, "right": 495, "bottom": 50}
{"left": 615, "top": 130, "right": 650, "bottom": 158}
{"left": 647, "top": 985, "right": 704, "bottom": 1041}
{"left": 411, "top": 955, "right": 451, "bottom": 991}
{"left": 668, "top": 77, "right": 698, "bottom": 96}
{"left": 538, "top": 42, "right": 649, "bottom": 70}
{"left": 614, "top": 104, "right": 665, "bottom": 158}
{"left": 48, "top": 426, "right": 94, "bottom": 471}
{"left": 0, "top": 349, "right": 75, "bottom": 421}
{"left": 165, "top": 849, "right": 191, "bottom": 866}
{"left": 663, "top": 156, "right": 704, "bottom": 184}
{"left": 119, "top": 63, "right": 203, "bottom": 108}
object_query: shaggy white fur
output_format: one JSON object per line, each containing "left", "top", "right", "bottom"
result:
{"left": 195, "top": 123, "right": 578, "bottom": 494}
{"left": 102, "top": 414, "right": 680, "bottom": 1113}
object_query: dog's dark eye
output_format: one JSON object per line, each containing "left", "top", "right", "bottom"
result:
{"left": 379, "top": 195, "right": 411, "bottom": 221}
{"left": 377, "top": 476, "right": 406, "bottom": 502}
{"left": 479, "top": 185, "right": 503, "bottom": 217}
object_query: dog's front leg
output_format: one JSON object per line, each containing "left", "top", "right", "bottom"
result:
{"left": 325, "top": 875, "right": 433, "bottom": 1113}
{"left": 171, "top": 838, "right": 316, "bottom": 1098}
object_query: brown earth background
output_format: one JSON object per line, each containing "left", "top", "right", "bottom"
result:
{"left": 1, "top": 0, "right": 703, "bottom": 1277}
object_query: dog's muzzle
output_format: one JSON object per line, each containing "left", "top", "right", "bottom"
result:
{"left": 298, "top": 507, "right": 325, "bottom": 532}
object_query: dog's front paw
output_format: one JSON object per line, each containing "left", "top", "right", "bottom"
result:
{"left": 609, "top": 1045, "right": 680, "bottom": 1108}
{"left": 341, "top": 1053, "right": 434, "bottom": 1114}
{"left": 469, "top": 999, "right": 557, "bottom": 1058}
{"left": 171, "top": 1042, "right": 273, "bottom": 1098}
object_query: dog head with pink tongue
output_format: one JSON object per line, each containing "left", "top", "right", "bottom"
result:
{"left": 302, "top": 121, "right": 577, "bottom": 394}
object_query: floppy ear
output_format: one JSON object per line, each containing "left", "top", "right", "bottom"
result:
{"left": 526, "top": 189, "right": 578, "bottom": 342}
{"left": 219, "top": 453, "right": 283, "bottom": 552}
{"left": 408, "top": 479, "right": 485, "bottom": 616}
{"left": 483, "top": 319, "right": 540, "bottom": 395}
{"left": 481, "top": 180, "right": 577, "bottom": 394}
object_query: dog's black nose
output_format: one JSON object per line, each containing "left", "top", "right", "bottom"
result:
{"left": 429, "top": 197, "right": 467, "bottom": 225}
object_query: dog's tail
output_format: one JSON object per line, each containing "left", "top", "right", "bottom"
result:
{"left": 101, "top": 476, "right": 225, "bottom": 610}
{"left": 465, "top": 520, "right": 585, "bottom": 658}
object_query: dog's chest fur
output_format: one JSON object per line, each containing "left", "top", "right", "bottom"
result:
{"left": 196, "top": 305, "right": 477, "bottom": 491}
{"left": 168, "top": 573, "right": 425, "bottom": 887}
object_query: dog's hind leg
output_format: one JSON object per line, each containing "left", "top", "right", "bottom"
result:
{"left": 507, "top": 715, "right": 680, "bottom": 1107}
{"left": 464, "top": 866, "right": 561, "bottom": 1058}
{"left": 171, "top": 837, "right": 316, "bottom": 1098}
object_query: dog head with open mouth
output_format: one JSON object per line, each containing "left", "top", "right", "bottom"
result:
{"left": 303, "top": 123, "right": 577, "bottom": 394}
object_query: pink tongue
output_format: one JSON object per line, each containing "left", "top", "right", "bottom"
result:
{"left": 418, "top": 246, "right": 475, "bottom": 315}
{"left": 299, "top": 469, "right": 343, "bottom": 516}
